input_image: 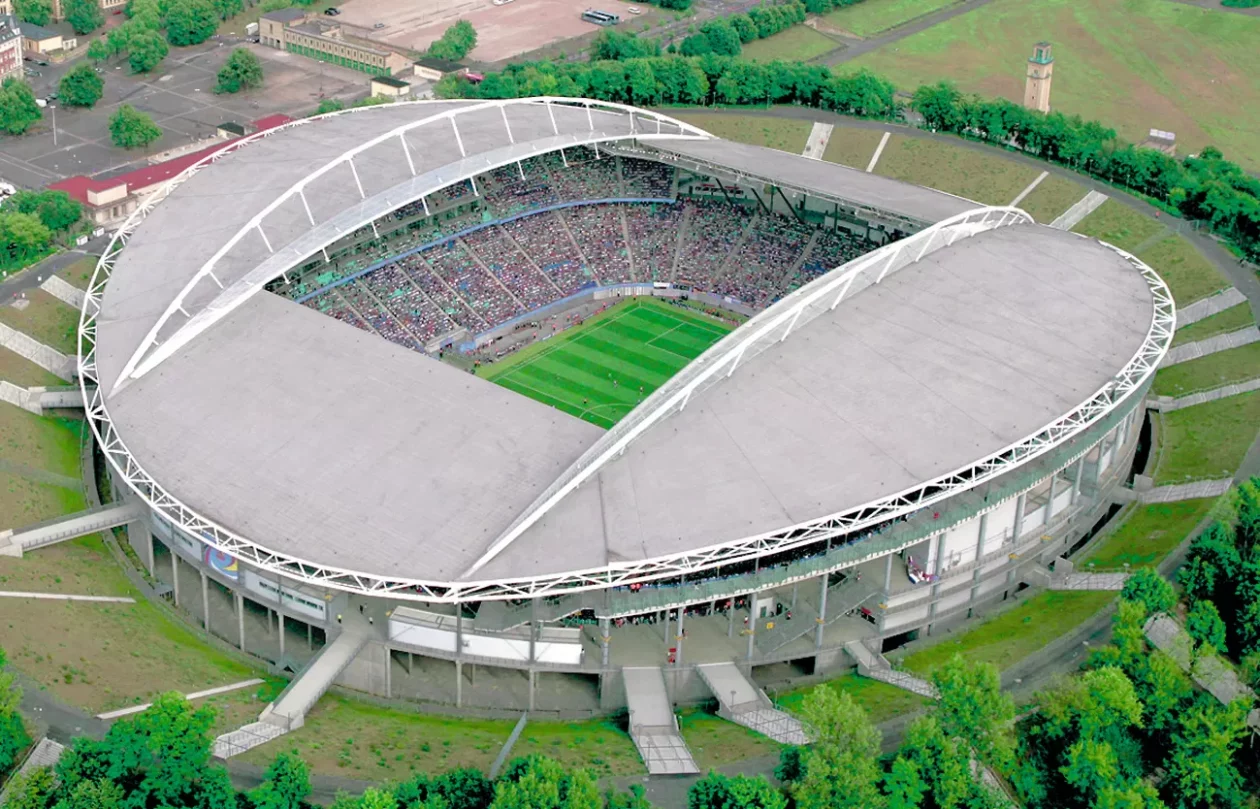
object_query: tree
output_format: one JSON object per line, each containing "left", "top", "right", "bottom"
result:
{"left": 0, "top": 211, "right": 53, "bottom": 269}
{"left": 0, "top": 647, "right": 30, "bottom": 778}
{"left": 165, "top": 0, "right": 218, "bottom": 46}
{"left": 61, "top": 778, "right": 125, "bottom": 809}
{"left": 63, "top": 0, "right": 105, "bottom": 34}
{"left": 1119, "top": 568, "right": 1175, "bottom": 616}
{"left": 211, "top": 0, "right": 243, "bottom": 19}
{"left": 314, "top": 98, "right": 345, "bottom": 115}
{"left": 13, "top": 0, "right": 53, "bottom": 26}
{"left": 0, "top": 766, "right": 55, "bottom": 809}
{"left": 0, "top": 77, "right": 43, "bottom": 135}
{"left": 127, "top": 29, "right": 170, "bottom": 73}
{"left": 428, "top": 19, "right": 478, "bottom": 61}
{"left": 882, "top": 757, "right": 928, "bottom": 809}
{"left": 215, "top": 47, "right": 263, "bottom": 93}
{"left": 793, "top": 687, "right": 883, "bottom": 809}
{"left": 109, "top": 104, "right": 162, "bottom": 149}
{"left": 1185, "top": 600, "right": 1227, "bottom": 655}
{"left": 699, "top": 19, "right": 740, "bottom": 56}
{"left": 895, "top": 716, "right": 987, "bottom": 809}
{"left": 251, "top": 751, "right": 311, "bottom": 809}
{"left": 688, "top": 772, "right": 786, "bottom": 809}
{"left": 87, "top": 39, "right": 112, "bottom": 64}
{"left": 2, "top": 189, "right": 82, "bottom": 231}
{"left": 59, "top": 64, "right": 105, "bottom": 108}
{"left": 657, "top": 0, "right": 690, "bottom": 9}
{"left": 1164, "top": 700, "right": 1250, "bottom": 809}
{"left": 931, "top": 654, "right": 1016, "bottom": 775}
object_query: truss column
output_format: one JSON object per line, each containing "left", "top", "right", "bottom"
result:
{"left": 600, "top": 617, "right": 610, "bottom": 668}
{"left": 236, "top": 591, "right": 246, "bottom": 652}
{"left": 1070, "top": 457, "right": 1084, "bottom": 505}
{"left": 1012, "top": 493, "right": 1027, "bottom": 541}
{"left": 200, "top": 569, "right": 209, "bottom": 631}
{"left": 814, "top": 574, "right": 828, "bottom": 650}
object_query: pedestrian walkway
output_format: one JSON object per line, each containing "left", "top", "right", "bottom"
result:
{"left": 0, "top": 382, "right": 85, "bottom": 415}
{"left": 0, "top": 500, "right": 146, "bottom": 557}
{"left": 40, "top": 275, "right": 85, "bottom": 309}
{"left": 0, "top": 321, "right": 74, "bottom": 381}
{"left": 97, "top": 678, "right": 264, "bottom": 720}
{"left": 1178, "top": 288, "right": 1247, "bottom": 326}
{"left": 1162, "top": 326, "right": 1260, "bottom": 366}
{"left": 801, "top": 122, "right": 833, "bottom": 160}
{"left": 1157, "top": 377, "right": 1260, "bottom": 412}
{"left": 1049, "top": 572, "right": 1129, "bottom": 590}
{"left": 0, "top": 591, "right": 135, "bottom": 603}
{"left": 845, "top": 639, "right": 937, "bottom": 698}
{"left": 1051, "top": 190, "right": 1108, "bottom": 230}
{"left": 213, "top": 721, "right": 289, "bottom": 759}
{"left": 1139, "top": 478, "right": 1233, "bottom": 503}
{"left": 623, "top": 666, "right": 699, "bottom": 775}
{"left": 266, "top": 626, "right": 368, "bottom": 729}
{"left": 1144, "top": 613, "right": 1260, "bottom": 734}
{"left": 1009, "top": 171, "right": 1048, "bottom": 208}
{"left": 696, "top": 662, "right": 807, "bottom": 745}
{"left": 866, "top": 132, "right": 890, "bottom": 172}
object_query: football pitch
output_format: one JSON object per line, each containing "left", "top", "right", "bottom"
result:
{"left": 482, "top": 298, "right": 734, "bottom": 428}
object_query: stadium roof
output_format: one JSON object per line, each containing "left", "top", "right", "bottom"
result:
{"left": 85, "top": 100, "right": 1167, "bottom": 598}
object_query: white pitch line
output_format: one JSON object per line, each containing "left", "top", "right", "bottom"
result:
{"left": 96, "top": 678, "right": 265, "bottom": 720}
{"left": 1010, "top": 170, "right": 1048, "bottom": 207}
{"left": 866, "top": 132, "right": 891, "bottom": 173}
{"left": 0, "top": 591, "right": 135, "bottom": 603}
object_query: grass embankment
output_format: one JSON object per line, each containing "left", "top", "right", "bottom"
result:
{"left": 872, "top": 135, "right": 1043, "bottom": 206}
{"left": 1015, "top": 174, "right": 1087, "bottom": 224}
{"left": 1079, "top": 498, "right": 1221, "bottom": 570}
{"left": 1153, "top": 342, "right": 1260, "bottom": 397}
{"left": 1137, "top": 234, "right": 1231, "bottom": 307}
{"left": 847, "top": 0, "right": 1260, "bottom": 171}
{"left": 0, "top": 406, "right": 85, "bottom": 527}
{"left": 670, "top": 112, "right": 812, "bottom": 153}
{"left": 0, "top": 290, "right": 80, "bottom": 355}
{"left": 0, "top": 347, "right": 64, "bottom": 388}
{"left": 1154, "top": 390, "right": 1260, "bottom": 483}
{"left": 776, "top": 672, "right": 932, "bottom": 725}
{"left": 246, "top": 697, "right": 644, "bottom": 780}
{"left": 822, "top": 0, "right": 962, "bottom": 37}
{"left": 1172, "top": 304, "right": 1254, "bottom": 347}
{"left": 742, "top": 26, "right": 839, "bottom": 63}
{"left": 898, "top": 591, "right": 1116, "bottom": 677}
{"left": 1071, "top": 199, "right": 1167, "bottom": 252}
{"left": 821, "top": 126, "right": 885, "bottom": 169}
{"left": 678, "top": 708, "right": 783, "bottom": 770}
{"left": 54, "top": 256, "right": 98, "bottom": 291}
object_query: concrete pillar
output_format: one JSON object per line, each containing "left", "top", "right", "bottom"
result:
{"left": 932, "top": 533, "right": 945, "bottom": 576}
{"left": 528, "top": 669, "right": 536, "bottom": 711}
{"left": 384, "top": 649, "right": 392, "bottom": 699}
{"left": 170, "top": 551, "right": 180, "bottom": 606}
{"left": 814, "top": 574, "right": 828, "bottom": 650}
{"left": 307, "top": 623, "right": 313, "bottom": 651}
{"left": 728, "top": 602, "right": 735, "bottom": 637}
{"left": 746, "top": 598, "right": 755, "bottom": 661}
{"left": 790, "top": 584, "right": 798, "bottom": 611}
{"left": 1012, "top": 493, "right": 1026, "bottom": 540}
{"left": 278, "top": 612, "right": 285, "bottom": 659}
{"left": 528, "top": 599, "right": 537, "bottom": 663}
{"left": 1107, "top": 426, "right": 1120, "bottom": 471}
{"left": 236, "top": 592, "right": 246, "bottom": 652}
{"left": 600, "top": 617, "right": 610, "bottom": 668}
{"left": 455, "top": 660, "right": 463, "bottom": 707}
{"left": 975, "top": 512, "right": 989, "bottom": 561}
{"left": 884, "top": 554, "right": 893, "bottom": 592}
{"left": 675, "top": 609, "right": 685, "bottom": 667}
{"left": 455, "top": 603, "right": 463, "bottom": 661}
{"left": 200, "top": 570, "right": 209, "bottom": 631}
{"left": 662, "top": 610, "right": 670, "bottom": 645}
{"left": 1044, "top": 476, "right": 1057, "bottom": 525}
{"left": 408, "top": 651, "right": 413, "bottom": 675}
{"left": 1071, "top": 457, "right": 1084, "bottom": 504}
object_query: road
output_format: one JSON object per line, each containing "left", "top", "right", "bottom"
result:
{"left": 0, "top": 243, "right": 106, "bottom": 302}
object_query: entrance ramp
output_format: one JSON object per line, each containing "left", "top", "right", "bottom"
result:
{"left": 697, "top": 662, "right": 807, "bottom": 745}
{"left": 622, "top": 666, "right": 699, "bottom": 775}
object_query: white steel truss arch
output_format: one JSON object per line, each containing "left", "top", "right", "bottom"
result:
{"left": 79, "top": 156, "right": 1174, "bottom": 604}
{"left": 107, "top": 98, "right": 711, "bottom": 392}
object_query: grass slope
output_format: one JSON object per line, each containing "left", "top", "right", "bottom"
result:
{"left": 822, "top": 125, "right": 885, "bottom": 169}
{"left": 1071, "top": 199, "right": 1166, "bottom": 253}
{"left": 1080, "top": 498, "right": 1220, "bottom": 569}
{"left": 742, "top": 25, "right": 839, "bottom": 63}
{"left": 669, "top": 112, "right": 812, "bottom": 153}
{"left": 1015, "top": 174, "right": 1087, "bottom": 224}
{"left": 1137, "top": 234, "right": 1231, "bottom": 307}
{"left": 872, "top": 135, "right": 1042, "bottom": 206}
{"left": 777, "top": 672, "right": 932, "bottom": 724}
{"left": 900, "top": 590, "right": 1115, "bottom": 677}
{"left": 1154, "top": 390, "right": 1260, "bottom": 483}
{"left": 822, "top": 0, "right": 962, "bottom": 37}
{"left": 847, "top": 0, "right": 1260, "bottom": 171}
{"left": 1153, "top": 341, "right": 1260, "bottom": 397}
{"left": 483, "top": 299, "right": 731, "bottom": 428}
{"left": 54, "top": 256, "right": 98, "bottom": 291}
{"left": 0, "top": 290, "right": 80, "bottom": 355}
{"left": 1173, "top": 304, "right": 1254, "bottom": 347}
{"left": 677, "top": 708, "right": 784, "bottom": 771}
{"left": 0, "top": 346, "right": 64, "bottom": 388}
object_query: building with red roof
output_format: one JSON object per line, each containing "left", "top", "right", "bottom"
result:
{"left": 49, "top": 114, "right": 294, "bottom": 227}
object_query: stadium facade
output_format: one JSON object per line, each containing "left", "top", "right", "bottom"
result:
{"left": 81, "top": 99, "right": 1172, "bottom": 736}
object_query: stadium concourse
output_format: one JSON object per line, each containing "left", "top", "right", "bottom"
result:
{"left": 73, "top": 99, "right": 1171, "bottom": 768}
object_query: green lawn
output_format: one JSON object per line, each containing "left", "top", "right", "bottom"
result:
{"left": 0, "top": 405, "right": 84, "bottom": 480}
{"left": 847, "top": 0, "right": 1260, "bottom": 171}
{"left": 1015, "top": 174, "right": 1087, "bottom": 224}
{"left": 872, "top": 135, "right": 1043, "bottom": 206}
{"left": 1154, "top": 390, "right": 1260, "bottom": 483}
{"left": 669, "top": 112, "right": 813, "bottom": 153}
{"left": 822, "top": 125, "right": 886, "bottom": 170}
{"left": 54, "top": 256, "right": 98, "bottom": 291}
{"left": 742, "top": 25, "right": 839, "bottom": 63}
{"left": 245, "top": 696, "right": 644, "bottom": 780}
{"left": 677, "top": 707, "right": 783, "bottom": 771}
{"left": 482, "top": 298, "right": 732, "bottom": 428}
{"left": 1079, "top": 498, "right": 1220, "bottom": 569}
{"left": 1137, "top": 234, "right": 1231, "bottom": 307}
{"left": 1071, "top": 200, "right": 1166, "bottom": 253}
{"left": 822, "top": 0, "right": 962, "bottom": 36}
{"left": 1173, "top": 303, "right": 1254, "bottom": 347}
{"left": 776, "top": 672, "right": 933, "bottom": 725}
{"left": 0, "top": 346, "right": 64, "bottom": 388}
{"left": 0, "top": 290, "right": 80, "bottom": 355}
{"left": 899, "top": 590, "right": 1116, "bottom": 677}
{"left": 1153, "top": 342, "right": 1260, "bottom": 397}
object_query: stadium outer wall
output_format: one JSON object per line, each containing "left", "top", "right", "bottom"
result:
{"left": 107, "top": 344, "right": 1149, "bottom": 717}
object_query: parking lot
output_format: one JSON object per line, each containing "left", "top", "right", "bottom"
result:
{"left": 0, "top": 41, "right": 370, "bottom": 190}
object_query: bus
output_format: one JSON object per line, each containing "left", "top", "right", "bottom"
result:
{"left": 582, "top": 9, "right": 620, "bottom": 25}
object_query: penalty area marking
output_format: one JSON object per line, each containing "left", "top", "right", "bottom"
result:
{"left": 0, "top": 591, "right": 136, "bottom": 603}
{"left": 96, "top": 679, "right": 266, "bottom": 720}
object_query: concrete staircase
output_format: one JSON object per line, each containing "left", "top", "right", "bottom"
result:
{"left": 845, "top": 640, "right": 937, "bottom": 698}
{"left": 1177, "top": 287, "right": 1246, "bottom": 326}
{"left": 0, "top": 322, "right": 75, "bottom": 381}
{"left": 1140, "top": 478, "right": 1233, "bottom": 503}
{"left": 266, "top": 626, "right": 369, "bottom": 729}
{"left": 1162, "top": 326, "right": 1260, "bottom": 366}
{"left": 623, "top": 666, "right": 699, "bottom": 775}
{"left": 696, "top": 662, "right": 807, "bottom": 745}
{"left": 212, "top": 721, "right": 288, "bottom": 759}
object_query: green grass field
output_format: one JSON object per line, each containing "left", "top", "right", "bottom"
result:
{"left": 1154, "top": 390, "right": 1260, "bottom": 483}
{"left": 482, "top": 299, "right": 732, "bottom": 428}
{"left": 822, "top": 0, "right": 962, "bottom": 37}
{"left": 1016, "top": 174, "right": 1087, "bottom": 224}
{"left": 872, "top": 135, "right": 1043, "bottom": 206}
{"left": 0, "top": 290, "right": 80, "bottom": 355}
{"left": 742, "top": 25, "right": 839, "bottom": 63}
{"left": 847, "top": 0, "right": 1260, "bottom": 171}
{"left": 1071, "top": 200, "right": 1167, "bottom": 253}
{"left": 1153, "top": 342, "right": 1260, "bottom": 397}
{"left": 1173, "top": 304, "right": 1254, "bottom": 347}
{"left": 776, "top": 672, "right": 933, "bottom": 725}
{"left": 1080, "top": 498, "right": 1220, "bottom": 569}
{"left": 1136, "top": 234, "right": 1231, "bottom": 307}
{"left": 669, "top": 112, "right": 812, "bottom": 153}
{"left": 822, "top": 125, "right": 885, "bottom": 170}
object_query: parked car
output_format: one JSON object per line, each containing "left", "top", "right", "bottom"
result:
{"left": 627, "top": 6, "right": 641, "bottom": 13}
{"left": 373, "top": 21, "right": 385, "bottom": 28}
{"left": 324, "top": 7, "right": 340, "bottom": 15}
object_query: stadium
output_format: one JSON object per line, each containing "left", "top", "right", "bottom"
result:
{"left": 79, "top": 98, "right": 1173, "bottom": 769}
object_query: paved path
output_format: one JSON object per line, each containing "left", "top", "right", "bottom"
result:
{"left": 1178, "top": 288, "right": 1247, "bottom": 326}
{"left": 0, "top": 246, "right": 101, "bottom": 302}
{"left": 1050, "top": 572, "right": 1129, "bottom": 591}
{"left": 97, "top": 678, "right": 265, "bottom": 720}
{"left": 1158, "top": 377, "right": 1260, "bottom": 412}
{"left": 0, "top": 590, "right": 135, "bottom": 602}
{"left": 866, "top": 131, "right": 890, "bottom": 172}
{"left": 801, "top": 122, "right": 832, "bottom": 160}
{"left": 1140, "top": 478, "right": 1234, "bottom": 503}
{"left": 816, "top": 0, "right": 1000, "bottom": 66}
{"left": 1050, "top": 190, "right": 1109, "bottom": 230}
{"left": 1009, "top": 171, "right": 1047, "bottom": 207}
{"left": 1162, "top": 326, "right": 1260, "bottom": 365}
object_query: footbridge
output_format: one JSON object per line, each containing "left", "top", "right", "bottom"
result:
{"left": 0, "top": 500, "right": 146, "bottom": 557}
{"left": 622, "top": 666, "right": 699, "bottom": 775}
{"left": 696, "top": 662, "right": 807, "bottom": 744}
